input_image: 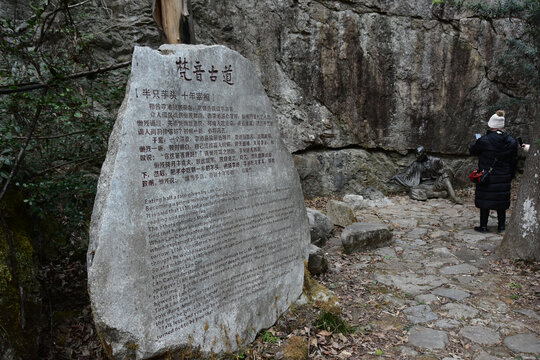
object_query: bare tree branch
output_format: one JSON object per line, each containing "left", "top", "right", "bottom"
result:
{"left": 32, "top": 155, "right": 97, "bottom": 177}
{"left": 10, "top": 130, "right": 88, "bottom": 141}
{"left": 0, "top": 89, "right": 47, "bottom": 204}
{"left": 0, "top": 61, "right": 131, "bottom": 95}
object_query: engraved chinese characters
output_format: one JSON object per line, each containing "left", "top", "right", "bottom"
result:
{"left": 87, "top": 44, "right": 309, "bottom": 360}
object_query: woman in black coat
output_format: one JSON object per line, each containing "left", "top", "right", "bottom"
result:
{"left": 469, "top": 110, "right": 518, "bottom": 233}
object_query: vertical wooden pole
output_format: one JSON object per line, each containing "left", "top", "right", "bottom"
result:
{"left": 161, "top": 0, "right": 182, "bottom": 44}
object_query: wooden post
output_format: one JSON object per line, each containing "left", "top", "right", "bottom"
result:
{"left": 153, "top": 0, "right": 184, "bottom": 44}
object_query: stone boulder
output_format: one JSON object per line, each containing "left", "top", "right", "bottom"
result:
{"left": 342, "top": 194, "right": 365, "bottom": 211}
{"left": 306, "top": 208, "right": 334, "bottom": 247}
{"left": 361, "top": 187, "right": 393, "bottom": 207}
{"left": 362, "top": 187, "right": 386, "bottom": 201}
{"left": 307, "top": 244, "right": 329, "bottom": 275}
{"left": 87, "top": 44, "right": 310, "bottom": 359}
{"left": 341, "top": 223, "right": 393, "bottom": 254}
{"left": 326, "top": 200, "right": 356, "bottom": 227}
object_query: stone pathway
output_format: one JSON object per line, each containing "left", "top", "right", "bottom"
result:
{"left": 322, "top": 195, "right": 540, "bottom": 359}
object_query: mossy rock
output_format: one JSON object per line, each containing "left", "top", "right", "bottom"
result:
{"left": 0, "top": 192, "right": 43, "bottom": 359}
{"left": 282, "top": 336, "right": 308, "bottom": 360}
{"left": 303, "top": 262, "right": 339, "bottom": 309}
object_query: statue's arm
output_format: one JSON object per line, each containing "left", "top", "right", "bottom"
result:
{"left": 433, "top": 158, "right": 447, "bottom": 176}
{"left": 392, "top": 162, "right": 421, "bottom": 187}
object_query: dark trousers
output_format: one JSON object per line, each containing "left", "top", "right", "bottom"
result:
{"left": 480, "top": 208, "right": 506, "bottom": 229}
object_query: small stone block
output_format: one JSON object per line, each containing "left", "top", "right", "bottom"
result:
{"left": 341, "top": 222, "right": 393, "bottom": 254}
{"left": 503, "top": 333, "right": 540, "bottom": 354}
{"left": 408, "top": 326, "right": 448, "bottom": 349}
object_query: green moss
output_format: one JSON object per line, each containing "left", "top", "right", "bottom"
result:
{"left": 0, "top": 282, "right": 19, "bottom": 327}
{"left": 0, "top": 214, "right": 39, "bottom": 295}
{"left": 260, "top": 331, "right": 279, "bottom": 343}
{"left": 0, "top": 239, "right": 12, "bottom": 292}
{"left": 0, "top": 192, "right": 42, "bottom": 359}
{"left": 365, "top": 281, "right": 391, "bottom": 295}
{"left": 303, "top": 261, "right": 339, "bottom": 308}
{"left": 0, "top": 261, "right": 11, "bottom": 290}
{"left": 0, "top": 254, "right": 40, "bottom": 359}
{"left": 221, "top": 350, "right": 247, "bottom": 360}
{"left": 124, "top": 341, "right": 140, "bottom": 360}
{"left": 283, "top": 336, "right": 308, "bottom": 360}
{"left": 305, "top": 279, "right": 340, "bottom": 309}
{"left": 155, "top": 344, "right": 204, "bottom": 360}
{"left": 125, "top": 341, "right": 139, "bottom": 350}
{"left": 12, "top": 232, "right": 36, "bottom": 287}
{"left": 314, "top": 309, "right": 356, "bottom": 334}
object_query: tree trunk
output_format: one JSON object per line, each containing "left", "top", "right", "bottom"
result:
{"left": 496, "top": 138, "right": 540, "bottom": 261}
{"left": 153, "top": 0, "right": 191, "bottom": 44}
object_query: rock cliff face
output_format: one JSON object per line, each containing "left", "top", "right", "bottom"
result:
{"left": 2, "top": 0, "right": 537, "bottom": 196}
{"left": 191, "top": 1, "right": 535, "bottom": 152}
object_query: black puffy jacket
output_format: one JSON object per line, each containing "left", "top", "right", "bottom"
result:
{"left": 469, "top": 130, "right": 518, "bottom": 210}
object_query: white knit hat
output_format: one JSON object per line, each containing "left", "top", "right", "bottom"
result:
{"left": 488, "top": 110, "right": 505, "bottom": 129}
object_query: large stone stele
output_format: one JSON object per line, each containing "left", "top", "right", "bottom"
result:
{"left": 87, "top": 44, "right": 310, "bottom": 359}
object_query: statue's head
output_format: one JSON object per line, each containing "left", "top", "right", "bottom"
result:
{"left": 415, "top": 146, "right": 427, "bottom": 161}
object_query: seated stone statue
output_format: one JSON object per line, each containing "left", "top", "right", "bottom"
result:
{"left": 391, "top": 146, "right": 462, "bottom": 204}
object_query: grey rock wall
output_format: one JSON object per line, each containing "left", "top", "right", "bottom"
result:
{"left": 3, "top": 0, "right": 537, "bottom": 197}
{"left": 189, "top": 1, "right": 535, "bottom": 153}
{"left": 188, "top": 0, "right": 536, "bottom": 196}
